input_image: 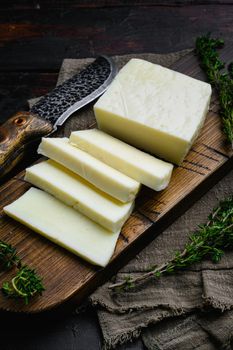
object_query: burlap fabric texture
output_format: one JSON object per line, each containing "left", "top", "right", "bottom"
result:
{"left": 29, "top": 50, "right": 233, "bottom": 349}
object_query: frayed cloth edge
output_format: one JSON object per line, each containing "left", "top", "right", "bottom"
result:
{"left": 99, "top": 308, "right": 191, "bottom": 349}
{"left": 90, "top": 295, "right": 201, "bottom": 315}
{"left": 203, "top": 295, "right": 233, "bottom": 312}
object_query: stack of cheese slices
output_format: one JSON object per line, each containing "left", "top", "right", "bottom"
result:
{"left": 4, "top": 59, "right": 212, "bottom": 267}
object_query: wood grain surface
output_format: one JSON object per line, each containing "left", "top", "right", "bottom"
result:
{"left": 0, "top": 111, "right": 53, "bottom": 176}
{"left": 0, "top": 2, "right": 232, "bottom": 350}
{"left": 0, "top": 47, "right": 232, "bottom": 313}
{"left": 1, "top": 2, "right": 233, "bottom": 126}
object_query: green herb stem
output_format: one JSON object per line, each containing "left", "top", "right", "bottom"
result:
{"left": 195, "top": 34, "right": 233, "bottom": 147}
{"left": 0, "top": 240, "right": 20, "bottom": 270}
{"left": 2, "top": 265, "right": 45, "bottom": 305}
{"left": 109, "top": 196, "right": 233, "bottom": 291}
{"left": 0, "top": 240, "right": 45, "bottom": 304}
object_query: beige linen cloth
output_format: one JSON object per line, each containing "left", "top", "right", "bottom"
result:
{"left": 29, "top": 50, "right": 233, "bottom": 349}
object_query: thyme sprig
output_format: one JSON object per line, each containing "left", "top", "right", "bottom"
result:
{"left": 195, "top": 34, "right": 233, "bottom": 146}
{"left": 2, "top": 265, "right": 44, "bottom": 305}
{"left": 109, "top": 196, "right": 233, "bottom": 291}
{"left": 0, "top": 240, "right": 45, "bottom": 304}
{"left": 0, "top": 240, "right": 20, "bottom": 270}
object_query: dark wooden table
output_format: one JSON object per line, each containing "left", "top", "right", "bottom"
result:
{"left": 0, "top": 1, "right": 232, "bottom": 349}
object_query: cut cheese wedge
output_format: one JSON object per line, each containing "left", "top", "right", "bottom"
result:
{"left": 38, "top": 137, "right": 140, "bottom": 203}
{"left": 25, "top": 160, "right": 134, "bottom": 232}
{"left": 4, "top": 188, "right": 120, "bottom": 267}
{"left": 93, "top": 58, "right": 212, "bottom": 164}
{"left": 70, "top": 129, "right": 173, "bottom": 191}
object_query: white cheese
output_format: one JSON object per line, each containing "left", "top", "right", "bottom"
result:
{"left": 93, "top": 58, "right": 212, "bottom": 164}
{"left": 38, "top": 137, "right": 140, "bottom": 203}
{"left": 70, "top": 129, "right": 173, "bottom": 191}
{"left": 24, "top": 160, "right": 134, "bottom": 232}
{"left": 4, "top": 188, "right": 120, "bottom": 267}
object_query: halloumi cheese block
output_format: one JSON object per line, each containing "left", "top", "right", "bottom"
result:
{"left": 25, "top": 160, "right": 134, "bottom": 232}
{"left": 93, "top": 58, "right": 212, "bottom": 164}
{"left": 38, "top": 137, "right": 140, "bottom": 203}
{"left": 4, "top": 188, "right": 120, "bottom": 267}
{"left": 70, "top": 129, "right": 173, "bottom": 191}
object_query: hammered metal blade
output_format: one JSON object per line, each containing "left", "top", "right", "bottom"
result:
{"left": 31, "top": 56, "right": 116, "bottom": 126}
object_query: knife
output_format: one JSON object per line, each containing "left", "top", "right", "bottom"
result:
{"left": 0, "top": 56, "right": 116, "bottom": 178}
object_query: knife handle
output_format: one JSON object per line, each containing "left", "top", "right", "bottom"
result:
{"left": 0, "top": 111, "right": 53, "bottom": 177}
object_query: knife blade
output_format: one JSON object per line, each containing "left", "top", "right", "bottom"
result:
{"left": 0, "top": 56, "right": 116, "bottom": 178}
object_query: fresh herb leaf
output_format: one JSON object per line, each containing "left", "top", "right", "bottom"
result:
{"left": 109, "top": 196, "right": 233, "bottom": 291}
{"left": 0, "top": 240, "right": 20, "bottom": 270}
{"left": 2, "top": 265, "right": 45, "bottom": 305}
{"left": 195, "top": 34, "right": 233, "bottom": 147}
{"left": 0, "top": 239, "right": 45, "bottom": 304}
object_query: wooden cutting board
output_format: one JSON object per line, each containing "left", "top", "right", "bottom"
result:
{"left": 0, "top": 48, "right": 232, "bottom": 313}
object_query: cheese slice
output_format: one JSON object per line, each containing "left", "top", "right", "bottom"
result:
{"left": 4, "top": 188, "right": 120, "bottom": 267}
{"left": 70, "top": 129, "right": 173, "bottom": 191}
{"left": 25, "top": 160, "right": 134, "bottom": 232}
{"left": 38, "top": 137, "right": 140, "bottom": 203}
{"left": 93, "top": 58, "right": 212, "bottom": 164}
